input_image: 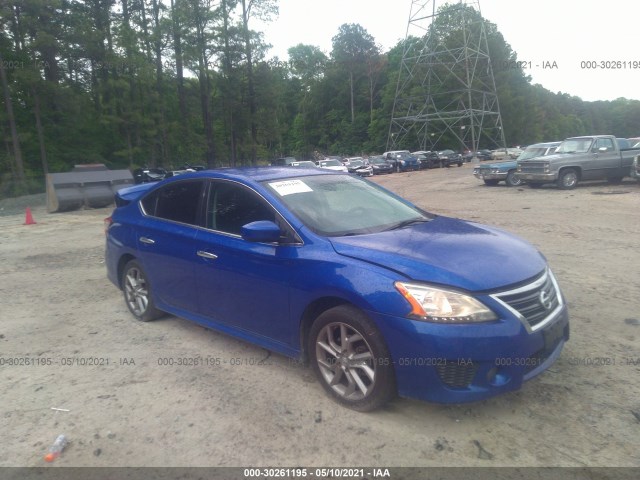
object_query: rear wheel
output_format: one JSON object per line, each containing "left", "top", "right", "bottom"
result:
{"left": 122, "top": 259, "right": 164, "bottom": 321}
{"left": 309, "top": 305, "right": 396, "bottom": 411}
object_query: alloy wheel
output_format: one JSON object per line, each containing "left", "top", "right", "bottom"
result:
{"left": 315, "top": 322, "right": 376, "bottom": 401}
{"left": 124, "top": 266, "right": 149, "bottom": 317}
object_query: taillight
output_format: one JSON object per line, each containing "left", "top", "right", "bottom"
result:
{"left": 104, "top": 216, "right": 113, "bottom": 235}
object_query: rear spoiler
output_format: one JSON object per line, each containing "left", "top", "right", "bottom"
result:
{"left": 114, "top": 182, "right": 155, "bottom": 207}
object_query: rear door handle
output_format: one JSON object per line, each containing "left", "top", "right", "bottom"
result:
{"left": 139, "top": 237, "right": 155, "bottom": 245}
{"left": 197, "top": 250, "right": 218, "bottom": 260}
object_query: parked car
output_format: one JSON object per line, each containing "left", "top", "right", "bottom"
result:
{"left": 517, "top": 135, "right": 640, "bottom": 189}
{"left": 473, "top": 142, "right": 561, "bottom": 187}
{"left": 324, "top": 155, "right": 344, "bottom": 165}
{"left": 317, "top": 159, "right": 348, "bottom": 172}
{"left": 382, "top": 150, "right": 420, "bottom": 172}
{"left": 491, "top": 148, "right": 523, "bottom": 160}
{"left": 133, "top": 167, "right": 170, "bottom": 184}
{"left": 272, "top": 157, "right": 297, "bottom": 166}
{"left": 438, "top": 149, "right": 463, "bottom": 167}
{"left": 368, "top": 155, "right": 394, "bottom": 175}
{"left": 346, "top": 159, "right": 374, "bottom": 177}
{"left": 180, "top": 163, "right": 206, "bottom": 171}
{"left": 463, "top": 150, "right": 493, "bottom": 162}
{"left": 344, "top": 156, "right": 364, "bottom": 167}
{"left": 289, "top": 161, "right": 318, "bottom": 168}
{"left": 106, "top": 168, "right": 569, "bottom": 411}
{"left": 412, "top": 151, "right": 442, "bottom": 169}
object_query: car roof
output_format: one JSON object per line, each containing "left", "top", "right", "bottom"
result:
{"left": 526, "top": 141, "right": 561, "bottom": 148}
{"left": 164, "top": 166, "right": 338, "bottom": 184}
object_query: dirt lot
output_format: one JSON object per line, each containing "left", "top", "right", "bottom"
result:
{"left": 1, "top": 164, "right": 639, "bottom": 469}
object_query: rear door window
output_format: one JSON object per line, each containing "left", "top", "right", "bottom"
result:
{"left": 141, "top": 180, "right": 204, "bottom": 225}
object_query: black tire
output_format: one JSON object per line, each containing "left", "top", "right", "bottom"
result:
{"left": 505, "top": 171, "right": 522, "bottom": 187}
{"left": 557, "top": 168, "right": 579, "bottom": 190}
{"left": 483, "top": 179, "right": 499, "bottom": 186}
{"left": 121, "top": 259, "right": 164, "bottom": 321}
{"left": 457, "top": 162, "right": 463, "bottom": 167}
{"left": 309, "top": 305, "right": 396, "bottom": 411}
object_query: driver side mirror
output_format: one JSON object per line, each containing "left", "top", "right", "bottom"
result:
{"left": 241, "top": 220, "right": 282, "bottom": 243}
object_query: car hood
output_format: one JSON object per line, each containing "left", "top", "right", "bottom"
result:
{"left": 480, "top": 160, "right": 516, "bottom": 169}
{"left": 329, "top": 216, "right": 545, "bottom": 291}
{"left": 519, "top": 152, "right": 569, "bottom": 163}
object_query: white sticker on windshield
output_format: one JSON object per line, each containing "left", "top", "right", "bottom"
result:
{"left": 269, "top": 179, "right": 313, "bottom": 196}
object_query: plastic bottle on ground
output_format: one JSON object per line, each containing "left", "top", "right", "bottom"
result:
{"left": 44, "top": 434, "right": 68, "bottom": 462}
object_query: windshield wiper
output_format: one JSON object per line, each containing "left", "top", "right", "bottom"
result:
{"left": 384, "top": 217, "right": 429, "bottom": 231}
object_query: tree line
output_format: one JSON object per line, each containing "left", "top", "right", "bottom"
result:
{"left": 2, "top": 1, "right": 640, "bottom": 198}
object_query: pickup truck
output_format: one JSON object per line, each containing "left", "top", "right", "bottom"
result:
{"left": 474, "top": 141, "right": 560, "bottom": 187}
{"left": 516, "top": 135, "right": 640, "bottom": 189}
{"left": 632, "top": 153, "right": 640, "bottom": 182}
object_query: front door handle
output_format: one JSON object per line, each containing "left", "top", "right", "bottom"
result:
{"left": 197, "top": 250, "right": 218, "bottom": 260}
{"left": 139, "top": 237, "right": 155, "bottom": 245}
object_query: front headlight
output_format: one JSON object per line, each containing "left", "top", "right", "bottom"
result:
{"left": 395, "top": 282, "right": 498, "bottom": 323}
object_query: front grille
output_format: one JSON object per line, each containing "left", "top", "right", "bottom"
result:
{"left": 493, "top": 270, "right": 561, "bottom": 330}
{"left": 436, "top": 361, "right": 478, "bottom": 388}
{"left": 518, "top": 162, "right": 547, "bottom": 174}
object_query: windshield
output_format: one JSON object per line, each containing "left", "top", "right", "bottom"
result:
{"left": 264, "top": 174, "right": 431, "bottom": 236}
{"left": 350, "top": 160, "right": 364, "bottom": 167}
{"left": 369, "top": 157, "right": 386, "bottom": 165}
{"left": 518, "top": 147, "right": 549, "bottom": 160}
{"left": 556, "top": 138, "right": 593, "bottom": 154}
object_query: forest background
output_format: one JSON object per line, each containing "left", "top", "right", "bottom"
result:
{"left": 2, "top": 0, "right": 639, "bottom": 198}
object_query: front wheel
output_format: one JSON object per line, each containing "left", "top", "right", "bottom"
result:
{"left": 122, "top": 259, "right": 164, "bottom": 321}
{"left": 309, "top": 305, "right": 396, "bottom": 411}
{"left": 505, "top": 171, "right": 522, "bottom": 187}
{"left": 557, "top": 168, "right": 579, "bottom": 190}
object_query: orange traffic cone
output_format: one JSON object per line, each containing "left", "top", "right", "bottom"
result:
{"left": 24, "top": 207, "right": 36, "bottom": 225}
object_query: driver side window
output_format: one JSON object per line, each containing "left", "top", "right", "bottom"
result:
{"left": 206, "top": 181, "right": 276, "bottom": 235}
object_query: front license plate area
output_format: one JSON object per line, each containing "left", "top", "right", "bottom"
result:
{"left": 543, "top": 319, "right": 566, "bottom": 351}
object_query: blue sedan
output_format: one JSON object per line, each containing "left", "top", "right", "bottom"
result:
{"left": 105, "top": 167, "right": 569, "bottom": 411}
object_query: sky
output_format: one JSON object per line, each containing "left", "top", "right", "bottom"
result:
{"left": 257, "top": 0, "right": 640, "bottom": 102}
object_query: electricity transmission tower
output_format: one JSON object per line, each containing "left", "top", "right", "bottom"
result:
{"left": 387, "top": 0, "right": 506, "bottom": 154}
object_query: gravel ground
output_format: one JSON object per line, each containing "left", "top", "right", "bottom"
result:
{"left": 0, "top": 193, "right": 46, "bottom": 217}
{"left": 0, "top": 164, "right": 639, "bottom": 472}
